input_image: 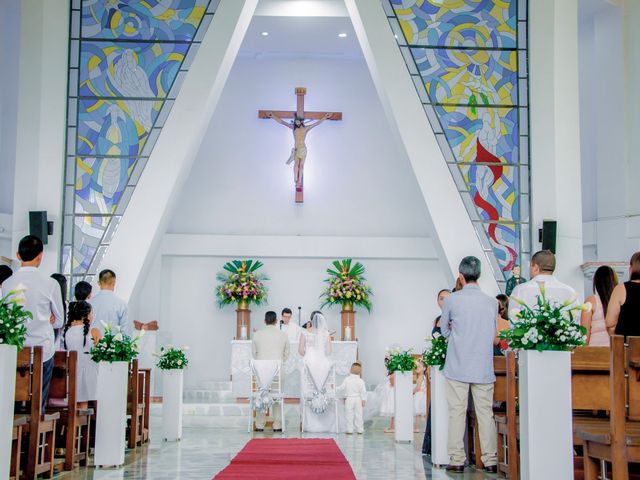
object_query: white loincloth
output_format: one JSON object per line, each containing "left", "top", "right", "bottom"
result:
{"left": 286, "top": 146, "right": 307, "bottom": 165}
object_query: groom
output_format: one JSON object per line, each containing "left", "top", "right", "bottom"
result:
{"left": 252, "top": 311, "right": 290, "bottom": 431}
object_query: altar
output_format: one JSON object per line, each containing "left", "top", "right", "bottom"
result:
{"left": 230, "top": 340, "right": 358, "bottom": 398}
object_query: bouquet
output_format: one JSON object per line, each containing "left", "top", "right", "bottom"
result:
{"left": 156, "top": 345, "right": 189, "bottom": 370}
{"left": 216, "top": 260, "right": 268, "bottom": 307}
{"left": 423, "top": 332, "right": 447, "bottom": 370}
{"left": 320, "top": 259, "right": 372, "bottom": 312}
{"left": 385, "top": 347, "right": 416, "bottom": 373}
{"left": 0, "top": 287, "right": 31, "bottom": 350}
{"left": 499, "top": 284, "right": 589, "bottom": 351}
{"left": 90, "top": 323, "right": 143, "bottom": 363}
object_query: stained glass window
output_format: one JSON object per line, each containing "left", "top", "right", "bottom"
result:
{"left": 383, "top": 0, "right": 530, "bottom": 288}
{"left": 61, "top": 0, "right": 219, "bottom": 291}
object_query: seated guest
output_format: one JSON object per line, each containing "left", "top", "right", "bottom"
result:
{"left": 3, "top": 235, "right": 64, "bottom": 410}
{"left": 606, "top": 251, "right": 640, "bottom": 337}
{"left": 0, "top": 264, "right": 12, "bottom": 297}
{"left": 51, "top": 273, "right": 68, "bottom": 349}
{"left": 441, "top": 256, "right": 498, "bottom": 473}
{"left": 89, "top": 269, "right": 130, "bottom": 336}
{"left": 73, "top": 280, "right": 92, "bottom": 301}
{"left": 62, "top": 301, "right": 100, "bottom": 409}
{"left": 494, "top": 294, "right": 510, "bottom": 355}
{"left": 582, "top": 265, "right": 618, "bottom": 345}
{"left": 510, "top": 250, "right": 579, "bottom": 322}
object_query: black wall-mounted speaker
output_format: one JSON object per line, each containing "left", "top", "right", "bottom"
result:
{"left": 540, "top": 220, "right": 557, "bottom": 254}
{"left": 29, "top": 211, "right": 49, "bottom": 245}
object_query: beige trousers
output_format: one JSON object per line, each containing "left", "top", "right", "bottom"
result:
{"left": 446, "top": 378, "right": 497, "bottom": 467}
{"left": 255, "top": 403, "right": 282, "bottom": 430}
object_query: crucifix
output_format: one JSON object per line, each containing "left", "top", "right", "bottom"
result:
{"left": 259, "top": 87, "right": 342, "bottom": 203}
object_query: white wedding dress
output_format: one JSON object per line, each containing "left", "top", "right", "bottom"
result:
{"left": 300, "top": 318, "right": 338, "bottom": 433}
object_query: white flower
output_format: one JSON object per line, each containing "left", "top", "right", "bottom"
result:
{"left": 9, "top": 328, "right": 14, "bottom": 333}
{"left": 0, "top": 338, "right": 3, "bottom": 343}
{"left": 114, "top": 333, "right": 123, "bottom": 342}
{"left": 177, "top": 360, "right": 183, "bottom": 365}
{"left": 432, "top": 332, "right": 441, "bottom": 339}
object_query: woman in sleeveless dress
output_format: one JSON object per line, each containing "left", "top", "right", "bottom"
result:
{"left": 62, "top": 301, "right": 101, "bottom": 409}
{"left": 606, "top": 252, "right": 640, "bottom": 337}
{"left": 581, "top": 266, "right": 618, "bottom": 346}
{"left": 299, "top": 311, "right": 336, "bottom": 432}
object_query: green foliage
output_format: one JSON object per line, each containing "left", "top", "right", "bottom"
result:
{"left": 320, "top": 259, "right": 372, "bottom": 312}
{"left": 499, "top": 284, "right": 588, "bottom": 351}
{"left": 385, "top": 347, "right": 416, "bottom": 373}
{"left": 423, "top": 333, "right": 448, "bottom": 370}
{"left": 0, "top": 290, "right": 31, "bottom": 350}
{"left": 156, "top": 345, "right": 189, "bottom": 370}
{"left": 216, "top": 259, "right": 268, "bottom": 307}
{"left": 90, "top": 324, "right": 141, "bottom": 363}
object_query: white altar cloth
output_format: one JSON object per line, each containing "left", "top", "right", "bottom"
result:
{"left": 230, "top": 340, "right": 358, "bottom": 397}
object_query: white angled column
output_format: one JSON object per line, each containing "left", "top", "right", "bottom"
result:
{"left": 345, "top": 0, "right": 499, "bottom": 294}
{"left": 99, "top": 0, "right": 258, "bottom": 302}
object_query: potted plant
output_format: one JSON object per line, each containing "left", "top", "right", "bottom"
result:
{"left": 156, "top": 345, "right": 189, "bottom": 441}
{"left": 90, "top": 323, "right": 142, "bottom": 467}
{"left": 423, "top": 333, "right": 449, "bottom": 465}
{"left": 320, "top": 259, "right": 372, "bottom": 340}
{"left": 0, "top": 288, "right": 30, "bottom": 479}
{"left": 386, "top": 347, "right": 415, "bottom": 443}
{"left": 499, "top": 284, "right": 588, "bottom": 479}
{"left": 217, "top": 260, "right": 268, "bottom": 340}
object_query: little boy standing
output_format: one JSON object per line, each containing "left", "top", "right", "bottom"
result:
{"left": 339, "top": 362, "right": 367, "bottom": 434}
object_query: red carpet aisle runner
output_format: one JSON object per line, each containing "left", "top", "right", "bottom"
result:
{"left": 213, "top": 438, "right": 356, "bottom": 479}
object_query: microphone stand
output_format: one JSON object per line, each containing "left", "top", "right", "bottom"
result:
{"left": 298, "top": 306, "right": 302, "bottom": 326}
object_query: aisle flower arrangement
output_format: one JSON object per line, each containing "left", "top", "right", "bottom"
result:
{"left": 156, "top": 345, "right": 189, "bottom": 370}
{"left": 90, "top": 323, "right": 142, "bottom": 363}
{"left": 0, "top": 288, "right": 31, "bottom": 349}
{"left": 499, "top": 284, "right": 589, "bottom": 351}
{"left": 320, "top": 259, "right": 372, "bottom": 311}
{"left": 216, "top": 260, "right": 268, "bottom": 308}
{"left": 423, "top": 332, "right": 447, "bottom": 370}
{"left": 385, "top": 347, "right": 416, "bottom": 373}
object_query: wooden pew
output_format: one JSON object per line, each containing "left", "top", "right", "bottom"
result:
{"left": 578, "top": 336, "right": 640, "bottom": 480}
{"left": 495, "top": 351, "right": 518, "bottom": 479}
{"left": 14, "top": 347, "right": 60, "bottom": 479}
{"left": 47, "top": 350, "right": 93, "bottom": 470}
{"left": 10, "top": 415, "right": 27, "bottom": 480}
{"left": 127, "top": 359, "right": 146, "bottom": 448}
{"left": 140, "top": 368, "right": 152, "bottom": 444}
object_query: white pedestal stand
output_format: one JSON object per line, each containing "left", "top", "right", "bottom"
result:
{"left": 162, "top": 369, "right": 184, "bottom": 441}
{"left": 0, "top": 345, "right": 17, "bottom": 479}
{"left": 430, "top": 367, "right": 449, "bottom": 467}
{"left": 94, "top": 361, "right": 129, "bottom": 467}
{"left": 519, "top": 350, "right": 573, "bottom": 480}
{"left": 394, "top": 371, "right": 413, "bottom": 443}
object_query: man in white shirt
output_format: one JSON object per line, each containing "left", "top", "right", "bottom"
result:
{"left": 279, "top": 307, "right": 302, "bottom": 343}
{"left": 3, "top": 235, "right": 64, "bottom": 410}
{"left": 89, "top": 269, "right": 131, "bottom": 336}
{"left": 338, "top": 362, "right": 367, "bottom": 434}
{"left": 510, "top": 250, "right": 579, "bottom": 322}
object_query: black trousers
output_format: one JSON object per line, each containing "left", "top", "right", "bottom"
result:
{"left": 422, "top": 405, "right": 432, "bottom": 454}
{"left": 41, "top": 357, "right": 54, "bottom": 412}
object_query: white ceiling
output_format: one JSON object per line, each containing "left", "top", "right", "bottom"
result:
{"left": 239, "top": 8, "right": 362, "bottom": 59}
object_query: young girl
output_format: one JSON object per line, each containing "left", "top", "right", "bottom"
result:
{"left": 380, "top": 356, "right": 395, "bottom": 433}
{"left": 62, "top": 301, "right": 100, "bottom": 409}
{"left": 413, "top": 359, "right": 427, "bottom": 432}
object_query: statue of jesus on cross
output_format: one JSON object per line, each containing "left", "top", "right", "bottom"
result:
{"left": 259, "top": 87, "right": 342, "bottom": 203}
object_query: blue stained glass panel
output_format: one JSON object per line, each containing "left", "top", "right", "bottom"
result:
{"left": 79, "top": 41, "right": 189, "bottom": 99}
{"left": 75, "top": 157, "right": 137, "bottom": 215}
{"left": 72, "top": 215, "right": 110, "bottom": 274}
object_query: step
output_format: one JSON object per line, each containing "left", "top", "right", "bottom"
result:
{"left": 183, "top": 390, "right": 237, "bottom": 404}
{"left": 182, "top": 403, "right": 250, "bottom": 417}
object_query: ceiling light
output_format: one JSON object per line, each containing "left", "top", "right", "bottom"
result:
{"left": 338, "top": 33, "right": 347, "bottom": 38}
{"left": 261, "top": 31, "right": 269, "bottom": 36}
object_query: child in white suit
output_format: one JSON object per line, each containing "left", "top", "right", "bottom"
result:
{"left": 339, "top": 362, "right": 367, "bottom": 434}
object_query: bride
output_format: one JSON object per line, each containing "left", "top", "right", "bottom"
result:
{"left": 298, "top": 311, "right": 336, "bottom": 432}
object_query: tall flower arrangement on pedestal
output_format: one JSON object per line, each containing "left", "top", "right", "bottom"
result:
{"left": 320, "top": 259, "right": 372, "bottom": 311}
{"left": 216, "top": 260, "right": 268, "bottom": 309}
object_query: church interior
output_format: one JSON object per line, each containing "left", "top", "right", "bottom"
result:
{"left": 0, "top": 0, "right": 639, "bottom": 478}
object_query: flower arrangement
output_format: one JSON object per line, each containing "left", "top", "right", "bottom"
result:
{"left": 499, "top": 284, "right": 589, "bottom": 351}
{"left": 156, "top": 345, "right": 189, "bottom": 370}
{"left": 320, "top": 259, "right": 372, "bottom": 312}
{"left": 0, "top": 287, "right": 31, "bottom": 350}
{"left": 90, "top": 323, "right": 142, "bottom": 363}
{"left": 216, "top": 260, "right": 268, "bottom": 307}
{"left": 385, "top": 347, "right": 416, "bottom": 373}
{"left": 423, "top": 332, "right": 447, "bottom": 370}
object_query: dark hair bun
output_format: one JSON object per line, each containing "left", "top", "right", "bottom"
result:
{"left": 68, "top": 300, "right": 92, "bottom": 321}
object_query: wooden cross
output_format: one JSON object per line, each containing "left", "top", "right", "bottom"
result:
{"left": 259, "top": 87, "right": 342, "bottom": 203}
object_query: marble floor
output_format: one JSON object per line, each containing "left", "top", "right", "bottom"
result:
{"left": 55, "top": 406, "right": 498, "bottom": 480}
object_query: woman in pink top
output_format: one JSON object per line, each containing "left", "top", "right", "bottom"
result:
{"left": 581, "top": 266, "right": 618, "bottom": 346}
